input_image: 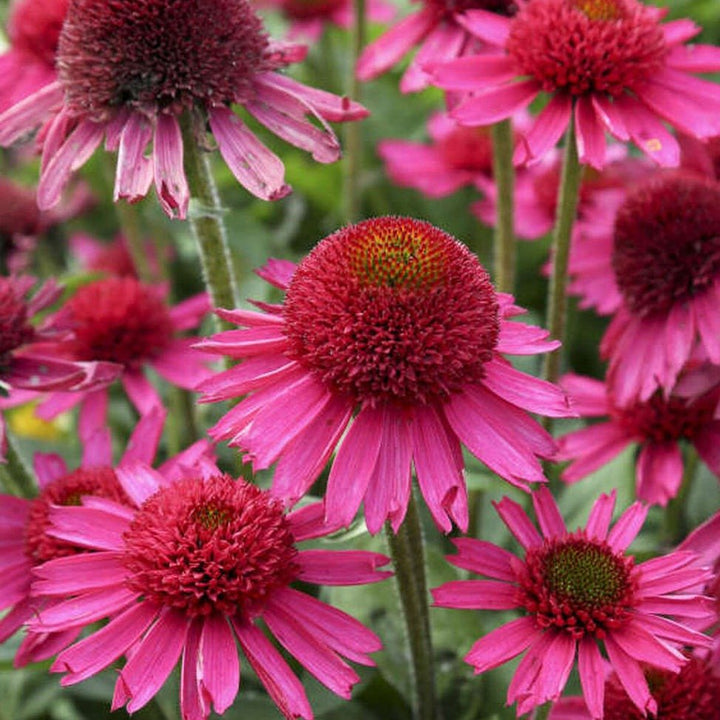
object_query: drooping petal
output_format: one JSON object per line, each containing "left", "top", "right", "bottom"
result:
{"left": 198, "top": 614, "right": 239, "bottom": 714}
{"left": 153, "top": 113, "right": 189, "bottom": 219}
{"left": 114, "top": 111, "right": 154, "bottom": 206}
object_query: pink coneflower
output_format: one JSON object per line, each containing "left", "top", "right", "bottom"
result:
{"left": 257, "top": 0, "right": 395, "bottom": 42}
{"left": 0, "top": 0, "right": 367, "bottom": 218}
{"left": 550, "top": 655, "right": 720, "bottom": 720}
{"left": 594, "top": 172, "right": 720, "bottom": 403}
{"left": 0, "top": 407, "right": 195, "bottom": 666}
{"left": 68, "top": 233, "right": 169, "bottom": 279}
{"left": 0, "top": 275, "right": 117, "bottom": 458}
{"left": 555, "top": 372, "right": 720, "bottom": 506}
{"left": 197, "top": 216, "right": 570, "bottom": 534}
{"left": 34, "top": 276, "right": 212, "bottom": 432}
{"left": 430, "top": 0, "right": 720, "bottom": 168}
{"left": 357, "top": 0, "right": 520, "bottom": 93}
{"left": 431, "top": 487, "right": 714, "bottom": 718}
{"left": 32, "top": 471, "right": 390, "bottom": 720}
{"left": 0, "top": 0, "right": 68, "bottom": 112}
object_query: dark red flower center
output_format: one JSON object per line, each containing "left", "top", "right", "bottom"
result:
{"left": 518, "top": 533, "right": 636, "bottom": 638}
{"left": 65, "top": 277, "right": 174, "bottom": 367}
{"left": 612, "top": 173, "right": 720, "bottom": 317}
{"left": 0, "top": 279, "right": 35, "bottom": 367}
{"left": 603, "top": 657, "right": 720, "bottom": 720}
{"left": 57, "top": 0, "right": 270, "bottom": 120}
{"left": 8, "top": 0, "right": 68, "bottom": 65}
{"left": 612, "top": 388, "right": 718, "bottom": 444}
{"left": 438, "top": 125, "right": 494, "bottom": 174}
{"left": 24, "top": 466, "right": 129, "bottom": 563}
{"left": 123, "top": 475, "right": 299, "bottom": 618}
{"left": 506, "top": 0, "right": 666, "bottom": 97}
{"left": 281, "top": 0, "right": 345, "bottom": 20}
{"left": 425, "top": 0, "right": 519, "bottom": 18}
{"left": 282, "top": 216, "right": 500, "bottom": 407}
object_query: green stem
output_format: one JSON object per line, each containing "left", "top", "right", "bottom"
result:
{"left": 181, "top": 113, "right": 239, "bottom": 321}
{"left": 490, "top": 119, "right": 516, "bottom": 293}
{"left": 384, "top": 494, "right": 438, "bottom": 720}
{"left": 343, "top": 0, "right": 367, "bottom": 224}
{"left": 0, "top": 434, "right": 36, "bottom": 498}
{"left": 542, "top": 115, "right": 583, "bottom": 387}
{"left": 115, "top": 200, "right": 153, "bottom": 284}
{"left": 533, "top": 700, "right": 553, "bottom": 720}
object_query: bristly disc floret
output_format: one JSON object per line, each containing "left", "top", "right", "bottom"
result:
{"left": 57, "top": 0, "right": 270, "bottom": 120}
{"left": 24, "top": 467, "right": 129, "bottom": 563}
{"left": 282, "top": 216, "right": 500, "bottom": 407}
{"left": 123, "top": 475, "right": 300, "bottom": 617}
{"left": 612, "top": 173, "right": 720, "bottom": 318}
{"left": 64, "top": 277, "right": 174, "bottom": 367}
{"left": 518, "top": 533, "right": 637, "bottom": 638}
{"left": 506, "top": 0, "right": 666, "bottom": 97}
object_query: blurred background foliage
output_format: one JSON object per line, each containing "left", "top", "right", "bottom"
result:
{"left": 0, "top": 0, "right": 719, "bottom": 718}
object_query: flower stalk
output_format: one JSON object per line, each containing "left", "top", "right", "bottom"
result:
{"left": 0, "top": 434, "right": 35, "bottom": 498}
{"left": 385, "top": 493, "right": 438, "bottom": 720}
{"left": 490, "top": 118, "right": 516, "bottom": 293}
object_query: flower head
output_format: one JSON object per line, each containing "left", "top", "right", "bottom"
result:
{"left": 0, "top": 0, "right": 68, "bottom": 112}
{"left": 556, "top": 372, "right": 720, "bottom": 506}
{"left": 357, "top": 0, "right": 519, "bottom": 93}
{"left": 197, "top": 216, "right": 570, "bottom": 533}
{"left": 432, "top": 488, "right": 714, "bottom": 718}
{"left": 431, "top": 0, "right": 720, "bottom": 168}
{"left": 0, "top": 0, "right": 367, "bottom": 217}
{"left": 32, "top": 470, "right": 390, "bottom": 719}
{"left": 35, "top": 276, "right": 212, "bottom": 431}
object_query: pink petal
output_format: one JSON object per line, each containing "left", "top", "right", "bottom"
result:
{"left": 180, "top": 620, "right": 206, "bottom": 720}
{"left": 152, "top": 340, "right": 213, "bottom": 390}
{"left": 209, "top": 105, "right": 290, "bottom": 200}
{"left": 610, "top": 622, "right": 684, "bottom": 673}
{"left": 255, "top": 258, "right": 296, "bottom": 289}
{"left": 575, "top": 95, "right": 606, "bottom": 169}
{"left": 666, "top": 43, "right": 720, "bottom": 71}
{"left": 325, "top": 406, "right": 384, "bottom": 528}
{"left": 121, "top": 405, "right": 166, "bottom": 465}
{"left": 429, "top": 54, "right": 518, "bottom": 91}
{"left": 118, "top": 608, "right": 189, "bottom": 713}
{"left": 121, "top": 370, "right": 162, "bottom": 417}
{"left": 432, "top": 579, "right": 518, "bottom": 609}
{"left": 585, "top": 490, "right": 617, "bottom": 541}
{"left": 232, "top": 618, "right": 313, "bottom": 720}
{"left": 446, "top": 537, "right": 516, "bottom": 581}
{"left": 153, "top": 113, "right": 189, "bottom": 219}
{"left": 452, "top": 80, "right": 539, "bottom": 126}
{"left": 169, "top": 293, "right": 211, "bottom": 331}
{"left": 197, "top": 355, "right": 296, "bottom": 403}
{"left": 532, "top": 487, "right": 566, "bottom": 538}
{"left": 607, "top": 502, "right": 647, "bottom": 552}
{"left": 516, "top": 94, "right": 572, "bottom": 165}
{"left": 46, "top": 505, "right": 129, "bottom": 551}
{"left": 116, "top": 460, "right": 165, "bottom": 507}
{"left": 33, "top": 453, "right": 67, "bottom": 488}
{"left": 558, "top": 374, "right": 608, "bottom": 416}
{"left": 492, "top": 496, "right": 542, "bottom": 549}
{"left": 591, "top": 95, "right": 630, "bottom": 141}
{"left": 297, "top": 549, "right": 391, "bottom": 585}
{"left": 199, "top": 614, "right": 239, "bottom": 714}
{"left": 557, "top": 423, "right": 632, "bottom": 483}
{"left": 578, "top": 637, "right": 605, "bottom": 720}
{"left": 0, "top": 81, "right": 63, "bottom": 145}
{"left": 636, "top": 441, "right": 683, "bottom": 507}
{"left": 114, "top": 111, "right": 153, "bottom": 205}
{"left": 194, "top": 326, "right": 288, "bottom": 357}
{"left": 33, "top": 586, "right": 137, "bottom": 631}
{"left": 456, "top": 9, "right": 511, "bottom": 46}
{"left": 464, "top": 616, "right": 538, "bottom": 672}
{"left": 78, "top": 389, "right": 108, "bottom": 443}
{"left": 661, "top": 18, "right": 701, "bottom": 45}
{"left": 81, "top": 428, "right": 112, "bottom": 468}
{"left": 33, "top": 551, "right": 126, "bottom": 595}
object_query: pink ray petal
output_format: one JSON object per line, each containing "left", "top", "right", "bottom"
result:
{"left": 666, "top": 43, "right": 720, "bottom": 71}
{"left": 592, "top": 95, "right": 630, "bottom": 141}
{"left": 456, "top": 9, "right": 512, "bottom": 46}
{"left": 33, "top": 551, "right": 126, "bottom": 595}
{"left": 152, "top": 339, "right": 212, "bottom": 390}
{"left": 197, "top": 355, "right": 296, "bottom": 403}
{"left": 180, "top": 620, "right": 206, "bottom": 720}
{"left": 607, "top": 502, "right": 647, "bottom": 552}
{"left": 116, "top": 461, "right": 165, "bottom": 507}
{"left": 451, "top": 80, "right": 539, "bottom": 127}
{"left": 153, "top": 113, "right": 189, "bottom": 219}
{"left": 78, "top": 389, "right": 108, "bottom": 442}
{"left": 34, "top": 453, "right": 68, "bottom": 487}
{"left": 121, "top": 370, "right": 162, "bottom": 417}
{"left": 557, "top": 423, "right": 632, "bottom": 483}
{"left": 585, "top": 490, "right": 616, "bottom": 541}
{"left": 492, "top": 496, "right": 542, "bottom": 550}
{"left": 401, "top": 21, "right": 466, "bottom": 93}
{"left": 81, "top": 428, "right": 112, "bottom": 468}
{"left": 297, "top": 549, "right": 391, "bottom": 585}
{"left": 194, "top": 326, "right": 289, "bottom": 357}
{"left": 578, "top": 637, "right": 605, "bottom": 720}
{"left": 114, "top": 111, "right": 154, "bottom": 205}
{"left": 515, "top": 94, "right": 572, "bottom": 165}
{"left": 447, "top": 537, "right": 516, "bottom": 581}
{"left": 255, "top": 258, "right": 296, "bottom": 289}
{"left": 121, "top": 406, "right": 166, "bottom": 465}
{"left": 199, "top": 614, "right": 239, "bottom": 714}
{"left": 558, "top": 374, "right": 608, "bottom": 416}
{"left": 431, "top": 579, "right": 518, "bottom": 609}
{"left": 532, "top": 487, "right": 566, "bottom": 538}
{"left": 609, "top": 622, "right": 684, "bottom": 673}
{"left": 0, "top": 81, "right": 64, "bottom": 145}
{"left": 33, "top": 586, "right": 137, "bottom": 631}
{"left": 464, "top": 616, "right": 539, "bottom": 672}
{"left": 575, "top": 95, "right": 606, "bottom": 169}
{"left": 636, "top": 441, "right": 683, "bottom": 507}
{"left": 429, "top": 54, "right": 517, "bottom": 91}
{"left": 661, "top": 18, "right": 701, "bottom": 45}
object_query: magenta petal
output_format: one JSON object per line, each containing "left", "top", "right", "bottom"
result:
{"left": 592, "top": 95, "right": 630, "bottom": 141}
{"left": 532, "top": 487, "right": 566, "bottom": 538}
{"left": 325, "top": 406, "right": 384, "bottom": 528}
{"left": 114, "top": 111, "right": 153, "bottom": 205}
{"left": 153, "top": 113, "right": 189, "bottom": 219}
{"left": 180, "top": 620, "right": 206, "bottom": 720}
{"left": 432, "top": 579, "right": 518, "bottom": 609}
{"left": 33, "top": 551, "right": 126, "bottom": 595}
{"left": 232, "top": 618, "right": 313, "bottom": 720}
{"left": 607, "top": 502, "right": 647, "bottom": 552}
{"left": 0, "top": 81, "right": 64, "bottom": 145}
{"left": 666, "top": 43, "right": 720, "bottom": 71}
{"left": 46, "top": 505, "right": 129, "bottom": 551}
{"left": 464, "top": 616, "right": 538, "bottom": 672}
{"left": 195, "top": 326, "right": 288, "bottom": 358}
{"left": 519, "top": 94, "right": 572, "bottom": 164}
{"left": 430, "top": 55, "right": 518, "bottom": 91}
{"left": 447, "top": 537, "right": 516, "bottom": 581}
{"left": 636, "top": 442, "right": 683, "bottom": 507}
{"left": 199, "top": 614, "right": 239, "bottom": 714}
{"left": 38, "top": 119, "right": 105, "bottom": 210}
{"left": 197, "top": 356, "right": 295, "bottom": 403}
{"left": 53, "top": 602, "right": 158, "bottom": 685}
{"left": 585, "top": 490, "right": 617, "bottom": 541}
{"left": 119, "top": 608, "right": 189, "bottom": 713}
{"left": 152, "top": 340, "right": 212, "bottom": 390}
{"left": 604, "top": 635, "right": 657, "bottom": 715}
{"left": 452, "top": 80, "right": 539, "bottom": 126}
{"left": 116, "top": 461, "right": 165, "bottom": 507}
{"left": 209, "top": 105, "right": 290, "bottom": 200}
{"left": 575, "top": 95, "right": 606, "bottom": 170}
{"left": 492, "top": 496, "right": 542, "bottom": 549}
{"left": 121, "top": 405, "right": 166, "bottom": 466}
{"left": 401, "top": 21, "right": 466, "bottom": 93}
{"left": 121, "top": 370, "right": 162, "bottom": 417}
{"left": 610, "top": 622, "right": 684, "bottom": 673}
{"left": 456, "top": 9, "right": 511, "bottom": 46}
{"left": 33, "top": 586, "right": 137, "bottom": 631}
{"left": 578, "top": 637, "right": 605, "bottom": 720}
{"left": 297, "top": 549, "right": 391, "bottom": 586}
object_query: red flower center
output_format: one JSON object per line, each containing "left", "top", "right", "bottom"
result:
{"left": 611, "top": 388, "right": 719, "bottom": 444}
{"left": 283, "top": 216, "right": 500, "bottom": 407}
{"left": 281, "top": 0, "right": 345, "bottom": 20}
{"left": 603, "top": 657, "right": 720, "bottom": 720}
{"left": 24, "top": 467, "right": 129, "bottom": 563}
{"left": 57, "top": 0, "right": 270, "bottom": 120}
{"left": 438, "top": 126, "right": 494, "bottom": 174}
{"left": 8, "top": 0, "right": 68, "bottom": 65}
{"left": 0, "top": 279, "right": 35, "bottom": 367}
{"left": 65, "top": 277, "right": 174, "bottom": 367}
{"left": 123, "top": 476, "right": 299, "bottom": 618}
{"left": 506, "top": 0, "right": 666, "bottom": 97}
{"left": 518, "top": 533, "right": 636, "bottom": 638}
{"left": 612, "top": 173, "right": 720, "bottom": 317}
{"left": 426, "top": 0, "right": 519, "bottom": 18}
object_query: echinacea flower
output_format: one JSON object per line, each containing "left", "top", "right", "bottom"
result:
{"left": 430, "top": 0, "right": 720, "bottom": 168}
{"left": 357, "top": 0, "right": 520, "bottom": 93}
{"left": 197, "top": 216, "right": 571, "bottom": 534}
{"left": 592, "top": 172, "right": 720, "bottom": 403}
{"left": 0, "top": 0, "right": 68, "bottom": 112}
{"left": 431, "top": 487, "right": 714, "bottom": 718}
{"left": 34, "top": 276, "right": 212, "bottom": 433}
{"left": 0, "top": 275, "right": 117, "bottom": 459}
{"left": 0, "top": 0, "right": 367, "bottom": 218}
{"left": 0, "top": 407, "right": 214, "bottom": 666}
{"left": 549, "top": 654, "right": 720, "bottom": 720}
{"left": 32, "top": 471, "right": 390, "bottom": 720}
{"left": 555, "top": 372, "right": 720, "bottom": 506}
{"left": 256, "top": 0, "right": 395, "bottom": 42}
